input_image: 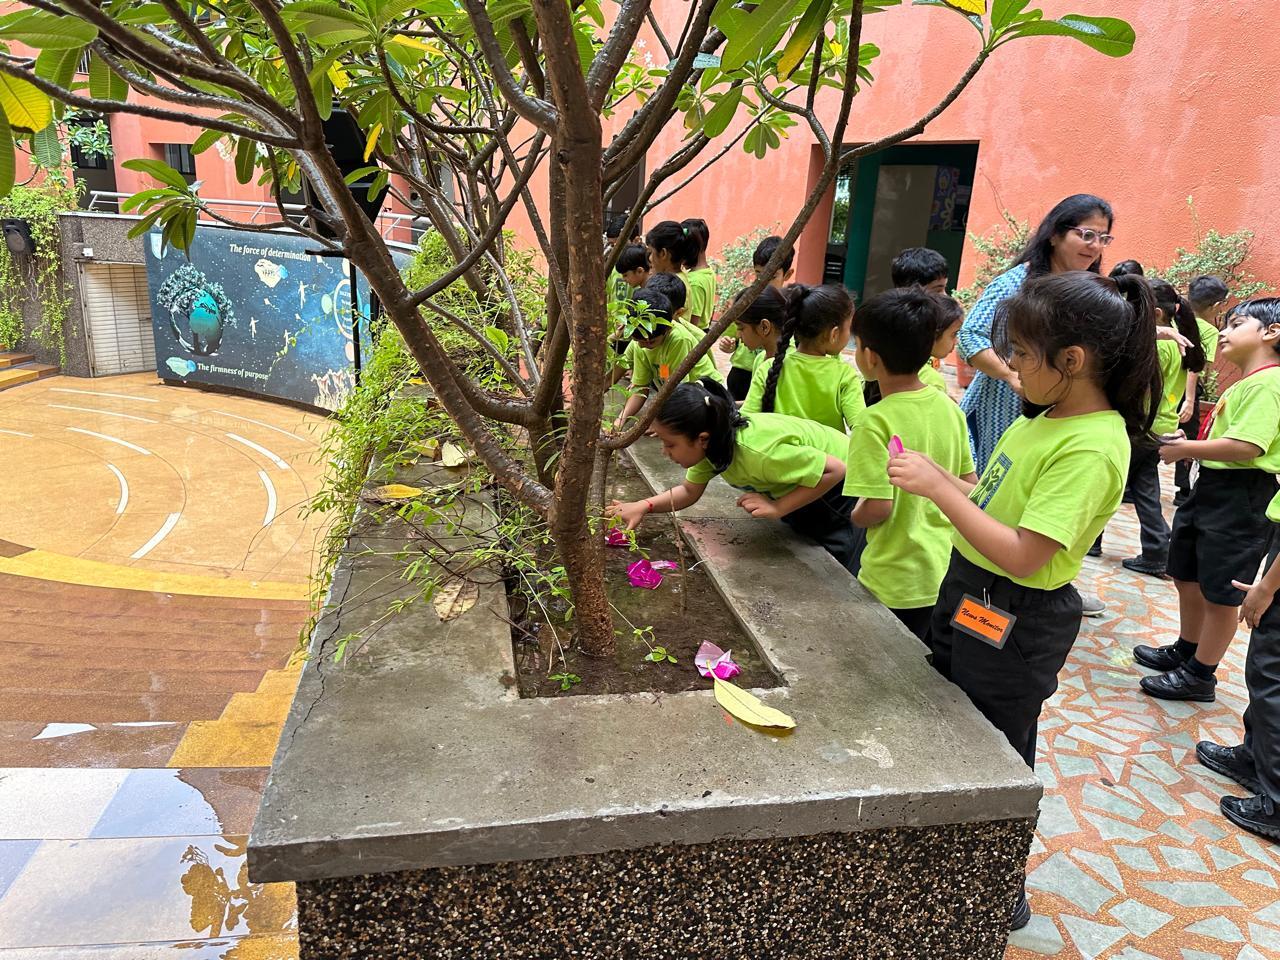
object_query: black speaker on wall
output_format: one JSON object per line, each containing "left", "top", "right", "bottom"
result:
{"left": 322, "top": 111, "right": 387, "bottom": 226}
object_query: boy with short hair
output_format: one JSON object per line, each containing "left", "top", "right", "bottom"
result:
{"left": 844, "top": 288, "right": 976, "bottom": 639}
{"left": 616, "top": 244, "right": 651, "bottom": 292}
{"left": 720, "top": 235, "right": 797, "bottom": 400}
{"left": 614, "top": 288, "right": 722, "bottom": 430}
{"left": 1174, "top": 275, "right": 1232, "bottom": 505}
{"left": 891, "top": 247, "right": 949, "bottom": 294}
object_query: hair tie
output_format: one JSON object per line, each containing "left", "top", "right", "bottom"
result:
{"left": 682, "top": 227, "right": 688, "bottom": 236}
{"left": 703, "top": 395, "right": 711, "bottom": 406}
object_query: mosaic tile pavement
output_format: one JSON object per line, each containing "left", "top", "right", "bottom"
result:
{"left": 1007, "top": 465, "right": 1280, "bottom": 960}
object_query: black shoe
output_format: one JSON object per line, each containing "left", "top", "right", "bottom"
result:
{"left": 1196, "top": 741, "right": 1263, "bottom": 794}
{"left": 1009, "top": 891, "right": 1031, "bottom": 930}
{"left": 1122, "top": 555, "right": 1168, "bottom": 578}
{"left": 1133, "top": 642, "right": 1186, "bottom": 671}
{"left": 1087, "top": 541, "right": 1103, "bottom": 558}
{"left": 1140, "top": 664, "right": 1216, "bottom": 702}
{"left": 1221, "top": 793, "right": 1280, "bottom": 843}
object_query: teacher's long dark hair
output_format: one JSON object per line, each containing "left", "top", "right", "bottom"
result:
{"left": 996, "top": 271, "right": 1162, "bottom": 440}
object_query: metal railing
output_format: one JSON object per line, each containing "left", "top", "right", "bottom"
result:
{"left": 83, "top": 191, "right": 425, "bottom": 246}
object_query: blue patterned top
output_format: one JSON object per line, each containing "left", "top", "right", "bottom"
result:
{"left": 957, "top": 263, "right": 1030, "bottom": 474}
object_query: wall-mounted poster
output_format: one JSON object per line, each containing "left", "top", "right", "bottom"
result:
{"left": 145, "top": 225, "right": 374, "bottom": 411}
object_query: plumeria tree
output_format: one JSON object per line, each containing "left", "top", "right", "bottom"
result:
{"left": 0, "top": 0, "right": 1134, "bottom": 654}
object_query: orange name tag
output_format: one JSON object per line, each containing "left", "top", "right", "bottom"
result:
{"left": 951, "top": 594, "right": 1017, "bottom": 649}
{"left": 659, "top": 363, "right": 671, "bottom": 380}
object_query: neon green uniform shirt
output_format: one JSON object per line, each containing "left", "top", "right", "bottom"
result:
{"left": 741, "top": 351, "right": 864, "bottom": 433}
{"left": 844, "top": 387, "right": 974, "bottom": 609}
{"left": 685, "top": 412, "right": 846, "bottom": 500}
{"left": 956, "top": 410, "right": 1130, "bottom": 590}
{"left": 1201, "top": 367, "right": 1280, "bottom": 472}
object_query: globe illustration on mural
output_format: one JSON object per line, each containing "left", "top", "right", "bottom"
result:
{"left": 155, "top": 263, "right": 236, "bottom": 356}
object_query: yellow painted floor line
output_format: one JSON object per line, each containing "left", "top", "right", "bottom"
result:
{"left": 0, "top": 549, "right": 310, "bottom": 600}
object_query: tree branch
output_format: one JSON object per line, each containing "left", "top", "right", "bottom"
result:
{"left": 460, "top": 0, "right": 557, "bottom": 130}
{"left": 586, "top": 0, "right": 651, "bottom": 110}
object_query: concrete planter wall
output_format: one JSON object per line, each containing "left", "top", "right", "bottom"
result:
{"left": 249, "top": 440, "right": 1042, "bottom": 958}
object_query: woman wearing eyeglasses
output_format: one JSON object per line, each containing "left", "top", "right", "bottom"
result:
{"left": 957, "top": 194, "right": 1118, "bottom": 477}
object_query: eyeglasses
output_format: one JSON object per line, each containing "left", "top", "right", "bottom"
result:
{"left": 1068, "top": 226, "right": 1114, "bottom": 247}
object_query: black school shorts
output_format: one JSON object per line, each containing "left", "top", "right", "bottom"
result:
{"left": 1167, "top": 466, "right": 1277, "bottom": 605}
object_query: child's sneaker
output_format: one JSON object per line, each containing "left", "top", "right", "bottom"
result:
{"left": 1140, "top": 663, "right": 1216, "bottom": 702}
{"left": 1221, "top": 793, "right": 1280, "bottom": 843}
{"left": 1196, "top": 741, "right": 1262, "bottom": 794}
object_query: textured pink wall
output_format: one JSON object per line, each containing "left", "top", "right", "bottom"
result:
{"left": 644, "top": 0, "right": 1280, "bottom": 289}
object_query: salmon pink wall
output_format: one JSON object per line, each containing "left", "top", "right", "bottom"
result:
{"left": 644, "top": 0, "right": 1280, "bottom": 290}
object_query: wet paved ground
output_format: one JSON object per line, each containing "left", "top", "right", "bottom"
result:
{"left": 2, "top": 370, "right": 1278, "bottom": 957}
{"left": 0, "top": 374, "right": 327, "bottom": 957}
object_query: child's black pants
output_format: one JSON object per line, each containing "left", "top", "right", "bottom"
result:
{"left": 782, "top": 486, "right": 859, "bottom": 575}
{"left": 930, "top": 551, "right": 1083, "bottom": 768}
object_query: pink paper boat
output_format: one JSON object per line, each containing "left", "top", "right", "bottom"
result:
{"left": 605, "top": 527, "right": 630, "bottom": 548}
{"left": 626, "top": 559, "right": 663, "bottom": 590}
{"left": 888, "top": 435, "right": 905, "bottom": 457}
{"left": 695, "top": 640, "right": 741, "bottom": 680}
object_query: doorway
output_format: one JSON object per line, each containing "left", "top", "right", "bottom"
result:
{"left": 824, "top": 143, "right": 979, "bottom": 302}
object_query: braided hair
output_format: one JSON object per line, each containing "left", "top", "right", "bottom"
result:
{"left": 656, "top": 377, "right": 748, "bottom": 473}
{"left": 760, "top": 283, "right": 854, "bottom": 413}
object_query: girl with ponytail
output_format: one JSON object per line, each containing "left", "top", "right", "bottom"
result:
{"left": 606, "top": 377, "right": 860, "bottom": 571}
{"left": 1099, "top": 278, "right": 1207, "bottom": 578}
{"left": 886, "top": 270, "right": 1160, "bottom": 928}
{"left": 680, "top": 218, "right": 718, "bottom": 329}
{"left": 741, "top": 283, "right": 864, "bottom": 433}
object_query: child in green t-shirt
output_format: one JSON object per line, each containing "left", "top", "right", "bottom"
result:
{"left": 845, "top": 289, "right": 976, "bottom": 639}
{"left": 723, "top": 285, "right": 787, "bottom": 394}
{"left": 719, "top": 235, "right": 795, "bottom": 400}
{"left": 869, "top": 282, "right": 962, "bottom": 407}
{"left": 742, "top": 284, "right": 864, "bottom": 433}
{"left": 888, "top": 271, "right": 1162, "bottom": 927}
{"left": 607, "top": 378, "right": 860, "bottom": 571}
{"left": 1174, "top": 275, "right": 1231, "bottom": 503}
{"left": 1101, "top": 278, "right": 1206, "bottom": 578}
{"left": 1139, "top": 298, "right": 1280, "bottom": 704}
{"left": 613, "top": 289, "right": 721, "bottom": 429}
{"left": 680, "top": 218, "right": 717, "bottom": 329}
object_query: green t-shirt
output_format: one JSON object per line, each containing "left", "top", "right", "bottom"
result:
{"left": 1153, "top": 338, "right": 1186, "bottom": 435}
{"left": 919, "top": 361, "right": 947, "bottom": 395}
{"left": 741, "top": 351, "right": 865, "bottom": 432}
{"left": 956, "top": 410, "right": 1130, "bottom": 590}
{"left": 844, "top": 388, "right": 974, "bottom": 609}
{"left": 629, "top": 321, "right": 722, "bottom": 390}
{"left": 684, "top": 268, "right": 717, "bottom": 328}
{"left": 1197, "top": 318, "right": 1219, "bottom": 364}
{"left": 685, "top": 412, "right": 846, "bottom": 500}
{"left": 729, "top": 332, "right": 760, "bottom": 371}
{"left": 607, "top": 269, "right": 626, "bottom": 306}
{"left": 1202, "top": 366, "right": 1280, "bottom": 472}
{"left": 1268, "top": 488, "right": 1280, "bottom": 523}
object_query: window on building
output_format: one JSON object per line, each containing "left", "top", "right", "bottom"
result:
{"left": 69, "top": 117, "right": 109, "bottom": 170}
{"left": 162, "top": 143, "right": 197, "bottom": 178}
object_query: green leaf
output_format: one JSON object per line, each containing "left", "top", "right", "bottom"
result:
{"left": 0, "top": 74, "right": 51, "bottom": 131}
{"left": 743, "top": 123, "right": 767, "bottom": 158}
{"left": 191, "top": 127, "right": 225, "bottom": 156}
{"left": 281, "top": 0, "right": 370, "bottom": 42}
{"left": 717, "top": 0, "right": 808, "bottom": 72}
{"left": 122, "top": 157, "right": 190, "bottom": 191}
{"left": 125, "top": 206, "right": 167, "bottom": 239}
{"left": 701, "top": 85, "right": 743, "bottom": 139}
{"left": 1007, "top": 14, "right": 1135, "bottom": 56}
{"left": 483, "top": 325, "right": 510, "bottom": 352}
{"left": 0, "top": 111, "right": 13, "bottom": 200}
{"left": 990, "top": 0, "right": 1031, "bottom": 30}
{"left": 31, "top": 123, "right": 62, "bottom": 167}
{"left": 120, "top": 187, "right": 174, "bottom": 212}
{"left": 0, "top": 11, "right": 98, "bottom": 49}
{"left": 234, "top": 136, "right": 256, "bottom": 184}
{"left": 778, "top": 0, "right": 833, "bottom": 79}
{"left": 34, "top": 46, "right": 82, "bottom": 92}
{"left": 88, "top": 54, "right": 129, "bottom": 101}
{"left": 116, "top": 4, "right": 171, "bottom": 24}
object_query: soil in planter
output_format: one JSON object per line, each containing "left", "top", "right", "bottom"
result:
{"left": 510, "top": 460, "right": 783, "bottom": 699}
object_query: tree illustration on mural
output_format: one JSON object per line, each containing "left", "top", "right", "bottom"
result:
{"left": 0, "top": 0, "right": 1134, "bottom": 654}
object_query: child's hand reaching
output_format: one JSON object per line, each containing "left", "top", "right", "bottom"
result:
{"left": 1158, "top": 433, "right": 1190, "bottom": 464}
{"left": 606, "top": 499, "right": 649, "bottom": 530}
{"left": 1232, "top": 577, "right": 1276, "bottom": 629}
{"left": 736, "top": 492, "right": 781, "bottom": 520}
{"left": 1178, "top": 398, "right": 1196, "bottom": 424}
{"left": 888, "top": 450, "right": 949, "bottom": 500}
{"left": 718, "top": 336, "right": 736, "bottom": 354}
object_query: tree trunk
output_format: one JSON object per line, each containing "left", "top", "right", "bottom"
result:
{"left": 546, "top": 120, "right": 615, "bottom": 656}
